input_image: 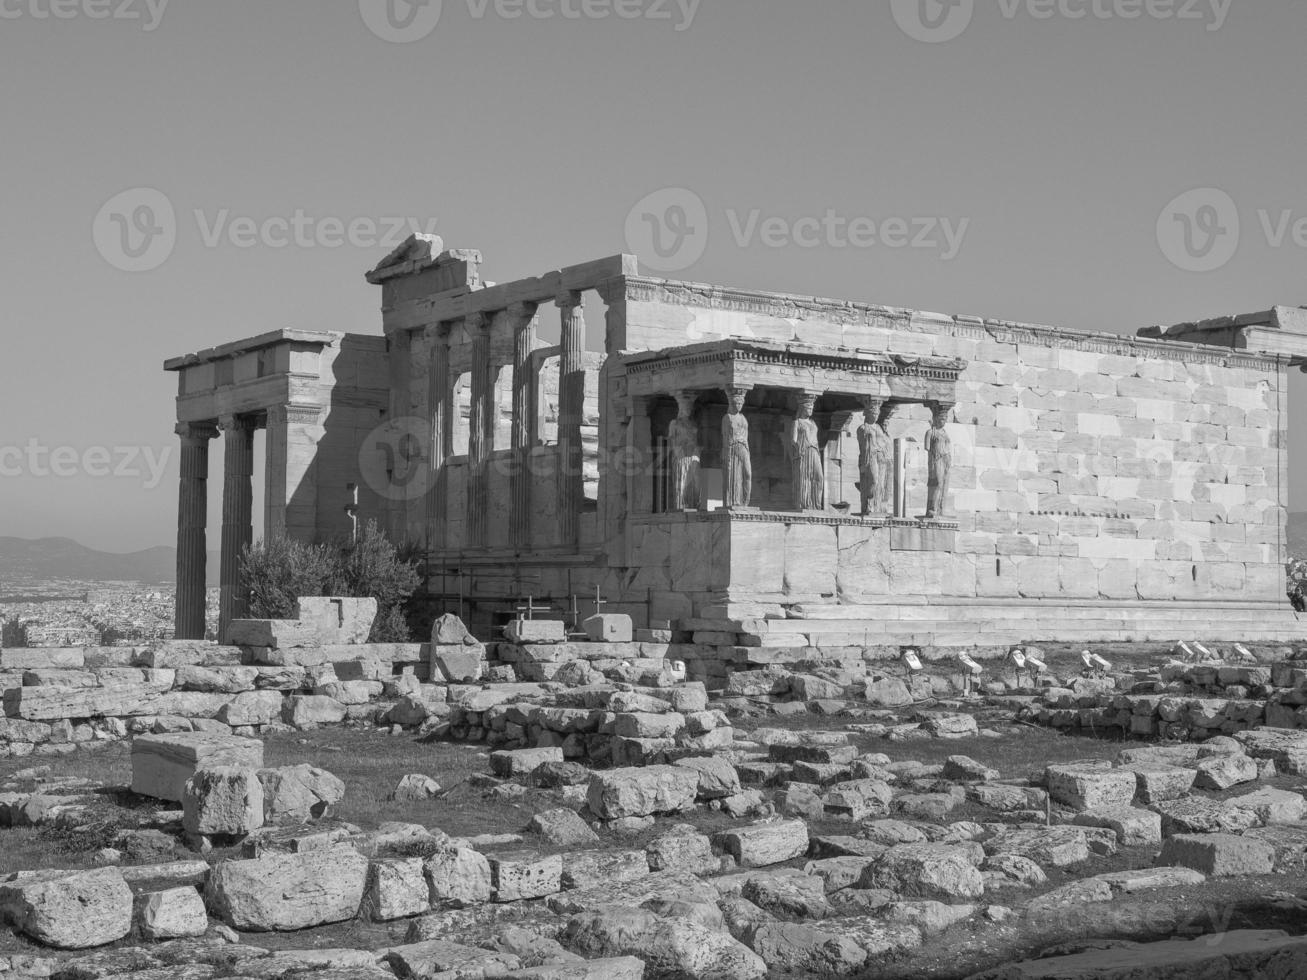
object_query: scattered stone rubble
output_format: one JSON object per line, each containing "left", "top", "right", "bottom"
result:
{"left": 3, "top": 624, "right": 1307, "bottom": 976}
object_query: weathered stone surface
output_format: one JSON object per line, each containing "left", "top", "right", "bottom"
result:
{"left": 182, "top": 766, "right": 264, "bottom": 837}
{"left": 583, "top": 614, "right": 634, "bottom": 643}
{"left": 1157, "top": 833, "right": 1275, "bottom": 876}
{"left": 1245, "top": 825, "right": 1307, "bottom": 872}
{"left": 742, "top": 920, "right": 868, "bottom": 975}
{"left": 717, "top": 820, "right": 810, "bottom": 868}
{"left": 430, "top": 644, "right": 485, "bottom": 684}
{"left": 673, "top": 756, "right": 742, "bottom": 799}
{"left": 491, "top": 852, "right": 563, "bottom": 902}
{"left": 561, "top": 849, "right": 649, "bottom": 891}
{"left": 384, "top": 939, "right": 521, "bottom": 979}
{"left": 646, "top": 824, "right": 718, "bottom": 876}
{"left": 586, "top": 766, "right": 699, "bottom": 820}
{"left": 1234, "top": 728, "right": 1307, "bottom": 774}
{"left": 967, "top": 929, "right": 1307, "bottom": 979}
{"left": 391, "top": 773, "right": 441, "bottom": 802}
{"left": 504, "top": 620, "right": 567, "bottom": 644}
{"left": 1227, "top": 787, "right": 1307, "bottom": 825}
{"left": 226, "top": 619, "right": 322, "bottom": 649}
{"left": 137, "top": 885, "right": 209, "bottom": 939}
{"left": 565, "top": 908, "right": 767, "bottom": 980}
{"left": 860, "top": 843, "right": 984, "bottom": 900}
{"left": 258, "top": 764, "right": 345, "bottom": 823}
{"left": 985, "top": 827, "right": 1090, "bottom": 868}
{"left": 369, "top": 857, "right": 429, "bottom": 921}
{"left": 205, "top": 845, "right": 369, "bottom": 931}
{"left": 294, "top": 597, "right": 377, "bottom": 644}
{"left": 492, "top": 747, "right": 565, "bottom": 778}
{"left": 1194, "top": 753, "right": 1259, "bottom": 790}
{"left": 1027, "top": 878, "right": 1113, "bottom": 915}
{"left": 1120, "top": 763, "right": 1197, "bottom": 803}
{"left": 283, "top": 695, "right": 347, "bottom": 727}
{"left": 132, "top": 733, "right": 264, "bottom": 803}
{"left": 1151, "top": 797, "right": 1260, "bottom": 836}
{"left": 0, "top": 867, "right": 133, "bottom": 949}
{"left": 741, "top": 872, "right": 830, "bottom": 919}
{"left": 216, "top": 691, "right": 285, "bottom": 727}
{"left": 1046, "top": 763, "right": 1135, "bottom": 811}
{"left": 882, "top": 900, "right": 976, "bottom": 933}
{"left": 943, "top": 756, "right": 999, "bottom": 782}
{"left": 1094, "top": 867, "right": 1206, "bottom": 894}
{"left": 1072, "top": 806, "right": 1162, "bottom": 846}
{"left": 530, "top": 808, "right": 600, "bottom": 847}
{"left": 982, "top": 854, "right": 1047, "bottom": 889}
{"left": 424, "top": 846, "right": 492, "bottom": 907}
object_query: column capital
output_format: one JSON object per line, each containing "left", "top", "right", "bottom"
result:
{"left": 218, "top": 414, "right": 258, "bottom": 434}
{"left": 466, "top": 311, "right": 489, "bottom": 332}
{"left": 508, "top": 300, "right": 539, "bottom": 320}
{"left": 556, "top": 289, "right": 583, "bottom": 310}
{"left": 724, "top": 384, "right": 754, "bottom": 395}
{"left": 175, "top": 420, "right": 219, "bottom": 442}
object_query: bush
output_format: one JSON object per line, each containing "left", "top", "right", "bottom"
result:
{"left": 242, "top": 537, "right": 339, "bottom": 620}
{"left": 241, "top": 521, "right": 422, "bottom": 641}
{"left": 1289, "top": 558, "right": 1307, "bottom": 612}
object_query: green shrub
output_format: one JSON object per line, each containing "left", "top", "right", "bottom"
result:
{"left": 1289, "top": 558, "right": 1307, "bottom": 612}
{"left": 241, "top": 536, "right": 341, "bottom": 620}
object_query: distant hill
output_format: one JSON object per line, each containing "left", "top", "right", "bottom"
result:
{"left": 1291, "top": 513, "right": 1307, "bottom": 560}
{"left": 0, "top": 537, "right": 219, "bottom": 587}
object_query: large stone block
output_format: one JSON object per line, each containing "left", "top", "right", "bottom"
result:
{"left": 131, "top": 732, "right": 264, "bottom": 803}
{"left": 717, "top": 819, "right": 809, "bottom": 868}
{"left": 425, "top": 847, "right": 492, "bottom": 907}
{"left": 182, "top": 766, "right": 264, "bottom": 837}
{"left": 1046, "top": 763, "right": 1135, "bottom": 811}
{"left": 859, "top": 843, "right": 984, "bottom": 900}
{"left": 137, "top": 886, "right": 209, "bottom": 940}
{"left": 587, "top": 766, "right": 699, "bottom": 820}
{"left": 293, "top": 597, "right": 377, "bottom": 644}
{"left": 430, "top": 644, "right": 485, "bottom": 683}
{"left": 225, "top": 619, "right": 323, "bottom": 649}
{"left": 0, "top": 868, "right": 132, "bottom": 949}
{"left": 503, "top": 620, "right": 567, "bottom": 644}
{"left": 258, "top": 764, "right": 345, "bottom": 824}
{"left": 205, "top": 845, "right": 369, "bottom": 931}
{"left": 1157, "top": 833, "right": 1275, "bottom": 877}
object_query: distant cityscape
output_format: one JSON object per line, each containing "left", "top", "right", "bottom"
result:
{"left": 0, "top": 578, "right": 219, "bottom": 647}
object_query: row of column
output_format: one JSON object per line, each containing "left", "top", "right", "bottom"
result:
{"left": 175, "top": 407, "right": 322, "bottom": 641}
{"left": 427, "top": 292, "right": 587, "bottom": 553}
{"left": 661, "top": 389, "right": 955, "bottom": 519}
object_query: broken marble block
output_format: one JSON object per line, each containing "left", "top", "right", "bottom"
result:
{"left": 137, "top": 885, "right": 209, "bottom": 940}
{"left": 490, "top": 852, "right": 563, "bottom": 902}
{"left": 182, "top": 766, "right": 264, "bottom": 837}
{"left": 0, "top": 867, "right": 133, "bottom": 949}
{"left": 1045, "top": 763, "right": 1135, "bottom": 811}
{"left": 503, "top": 619, "right": 567, "bottom": 644}
{"left": 225, "top": 619, "right": 323, "bottom": 649}
{"left": 293, "top": 597, "right": 377, "bottom": 645}
{"left": 132, "top": 732, "right": 265, "bottom": 803}
{"left": 587, "top": 766, "right": 699, "bottom": 820}
{"left": 430, "top": 643, "right": 485, "bottom": 684}
{"left": 583, "top": 613, "right": 634, "bottom": 643}
{"left": 491, "top": 746, "right": 564, "bottom": 779}
{"left": 1157, "top": 833, "right": 1275, "bottom": 877}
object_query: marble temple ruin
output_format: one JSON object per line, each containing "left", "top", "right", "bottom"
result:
{"left": 165, "top": 235, "right": 1307, "bottom": 646}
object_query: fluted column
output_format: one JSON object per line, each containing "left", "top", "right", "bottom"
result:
{"left": 218, "top": 414, "right": 256, "bottom": 640}
{"left": 426, "top": 323, "right": 452, "bottom": 549}
{"left": 174, "top": 421, "right": 217, "bottom": 640}
{"left": 557, "top": 291, "right": 585, "bottom": 548}
{"left": 509, "top": 302, "right": 539, "bottom": 550}
{"left": 466, "top": 312, "right": 491, "bottom": 547}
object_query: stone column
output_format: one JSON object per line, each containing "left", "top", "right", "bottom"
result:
{"left": 466, "top": 312, "right": 490, "bottom": 548}
{"left": 557, "top": 291, "right": 585, "bottom": 548}
{"left": 824, "top": 410, "right": 855, "bottom": 510}
{"left": 264, "top": 404, "right": 322, "bottom": 544}
{"left": 218, "top": 414, "right": 256, "bottom": 640}
{"left": 174, "top": 421, "right": 217, "bottom": 640}
{"left": 509, "top": 301, "right": 539, "bottom": 550}
{"left": 427, "top": 322, "right": 453, "bottom": 549}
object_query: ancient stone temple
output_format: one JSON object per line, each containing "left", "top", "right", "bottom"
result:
{"left": 166, "top": 235, "right": 1307, "bottom": 645}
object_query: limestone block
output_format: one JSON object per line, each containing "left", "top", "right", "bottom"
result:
{"left": 490, "top": 747, "right": 564, "bottom": 778}
{"left": 1194, "top": 753, "right": 1258, "bottom": 790}
{"left": 529, "top": 808, "right": 600, "bottom": 847}
{"left": 587, "top": 766, "right": 699, "bottom": 819}
{"left": 425, "top": 846, "right": 493, "bottom": 907}
{"left": 673, "top": 756, "right": 742, "bottom": 799}
{"left": 784, "top": 524, "right": 838, "bottom": 597}
{"left": 613, "top": 712, "right": 685, "bottom": 739}
{"left": 225, "top": 619, "right": 323, "bottom": 649}
{"left": 131, "top": 732, "right": 264, "bottom": 803}
{"left": 0, "top": 867, "right": 133, "bottom": 949}
{"left": 561, "top": 849, "right": 649, "bottom": 890}
{"left": 563, "top": 908, "right": 765, "bottom": 980}
{"left": 205, "top": 844, "right": 369, "bottom": 931}
{"left": 1157, "top": 833, "right": 1275, "bottom": 876}
{"left": 283, "top": 694, "right": 347, "bottom": 727}
{"left": 1072, "top": 807, "right": 1162, "bottom": 846}
{"left": 429, "top": 644, "right": 485, "bottom": 683}
{"left": 1046, "top": 763, "right": 1135, "bottom": 811}
{"left": 716, "top": 819, "right": 809, "bottom": 868}
{"left": 859, "top": 843, "right": 984, "bottom": 900}
{"left": 258, "top": 764, "right": 345, "bottom": 823}
{"left": 312, "top": 680, "right": 383, "bottom": 705}
{"left": 490, "top": 852, "right": 562, "bottom": 902}
{"left": 216, "top": 691, "right": 285, "bottom": 727}
{"left": 1226, "top": 787, "right": 1307, "bottom": 825}
{"left": 504, "top": 620, "right": 567, "bottom": 644}
{"left": 384, "top": 940, "right": 522, "bottom": 979}
{"left": 583, "top": 614, "right": 634, "bottom": 643}
{"left": 182, "top": 766, "right": 264, "bottom": 837}
{"left": 1120, "top": 763, "right": 1196, "bottom": 803}
{"left": 137, "top": 885, "right": 209, "bottom": 940}
{"left": 174, "top": 665, "right": 259, "bottom": 693}
{"left": 984, "top": 827, "right": 1090, "bottom": 868}
{"left": 1151, "top": 798, "right": 1259, "bottom": 836}
{"left": 391, "top": 774, "right": 442, "bottom": 801}
{"left": 1, "top": 649, "right": 86, "bottom": 670}
{"left": 293, "top": 597, "right": 377, "bottom": 645}
{"left": 8, "top": 681, "right": 173, "bottom": 721}
{"left": 369, "top": 857, "right": 429, "bottom": 920}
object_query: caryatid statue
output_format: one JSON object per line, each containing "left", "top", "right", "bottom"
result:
{"left": 856, "top": 398, "right": 892, "bottom": 516}
{"left": 876, "top": 401, "right": 899, "bottom": 514}
{"left": 788, "top": 393, "right": 825, "bottom": 511}
{"left": 924, "top": 402, "right": 953, "bottom": 519}
{"left": 721, "top": 386, "right": 752, "bottom": 508}
{"left": 668, "top": 390, "right": 701, "bottom": 511}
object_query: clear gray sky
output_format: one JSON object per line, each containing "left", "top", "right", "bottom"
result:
{"left": 2, "top": 0, "right": 1304, "bottom": 552}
